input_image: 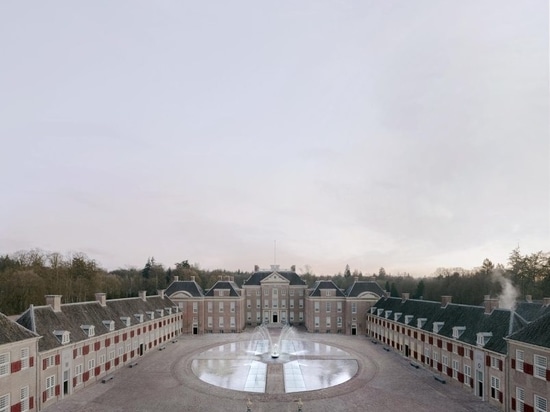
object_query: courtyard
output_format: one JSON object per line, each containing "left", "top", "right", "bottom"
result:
{"left": 43, "top": 327, "right": 500, "bottom": 412}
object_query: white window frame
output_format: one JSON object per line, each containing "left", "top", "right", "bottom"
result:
{"left": 0, "top": 393, "right": 9, "bottom": 412}
{"left": 314, "top": 302, "right": 320, "bottom": 312}
{"left": 516, "top": 349, "right": 524, "bottom": 372}
{"left": 534, "top": 355, "right": 547, "bottom": 380}
{"left": 46, "top": 375, "right": 55, "bottom": 399}
{"left": 20, "top": 386, "right": 29, "bottom": 412}
{"left": 516, "top": 387, "right": 525, "bottom": 412}
{"left": 351, "top": 302, "right": 357, "bottom": 314}
{"left": 0, "top": 353, "right": 10, "bottom": 377}
{"left": 20, "top": 348, "right": 29, "bottom": 370}
{"left": 452, "top": 359, "right": 459, "bottom": 379}
{"left": 88, "top": 359, "right": 95, "bottom": 376}
{"left": 490, "top": 375, "right": 500, "bottom": 400}
{"left": 534, "top": 394, "right": 547, "bottom": 412}
{"left": 75, "top": 364, "right": 83, "bottom": 385}
{"left": 464, "top": 364, "right": 471, "bottom": 384}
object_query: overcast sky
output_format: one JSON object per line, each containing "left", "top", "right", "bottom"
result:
{"left": 0, "top": 1, "right": 548, "bottom": 276}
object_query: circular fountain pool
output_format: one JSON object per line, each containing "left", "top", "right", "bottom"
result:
{"left": 191, "top": 326, "right": 358, "bottom": 394}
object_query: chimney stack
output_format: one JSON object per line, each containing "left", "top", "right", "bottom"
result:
{"left": 401, "top": 293, "right": 410, "bottom": 301}
{"left": 157, "top": 289, "right": 165, "bottom": 299}
{"left": 441, "top": 295, "right": 452, "bottom": 308}
{"left": 45, "top": 295, "right": 62, "bottom": 312}
{"left": 174, "top": 275, "right": 179, "bottom": 282}
{"left": 291, "top": 265, "right": 296, "bottom": 272}
{"left": 543, "top": 297, "right": 550, "bottom": 306}
{"left": 191, "top": 275, "right": 195, "bottom": 282}
{"left": 484, "top": 295, "right": 499, "bottom": 314}
{"left": 525, "top": 295, "right": 533, "bottom": 303}
{"left": 139, "top": 290, "right": 147, "bottom": 301}
{"left": 254, "top": 265, "right": 259, "bottom": 272}
{"left": 95, "top": 293, "right": 107, "bottom": 307}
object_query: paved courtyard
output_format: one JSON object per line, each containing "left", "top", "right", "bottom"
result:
{"left": 44, "top": 328, "right": 500, "bottom": 412}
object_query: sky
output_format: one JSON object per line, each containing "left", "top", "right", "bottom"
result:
{"left": 0, "top": 1, "right": 548, "bottom": 277}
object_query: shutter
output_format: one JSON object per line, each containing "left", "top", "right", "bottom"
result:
{"left": 29, "top": 397, "right": 34, "bottom": 410}
{"left": 499, "top": 359, "right": 503, "bottom": 371}
{"left": 73, "top": 349, "right": 77, "bottom": 359}
{"left": 524, "top": 363, "right": 533, "bottom": 375}
{"left": 511, "top": 397, "right": 516, "bottom": 410}
{"left": 447, "top": 342, "right": 452, "bottom": 352}
{"left": 511, "top": 358, "right": 516, "bottom": 369}
{"left": 42, "top": 391, "right": 47, "bottom": 403}
{"left": 29, "top": 356, "right": 34, "bottom": 367}
{"left": 498, "top": 391, "right": 503, "bottom": 403}
{"left": 485, "top": 355, "right": 491, "bottom": 367}
{"left": 73, "top": 377, "right": 77, "bottom": 387}
{"left": 10, "top": 401, "right": 22, "bottom": 412}
{"left": 546, "top": 369, "right": 550, "bottom": 381}
{"left": 458, "top": 346, "right": 464, "bottom": 357}
{"left": 55, "top": 385, "right": 60, "bottom": 396}
{"left": 42, "top": 358, "right": 47, "bottom": 370}
{"left": 55, "top": 354, "right": 60, "bottom": 365}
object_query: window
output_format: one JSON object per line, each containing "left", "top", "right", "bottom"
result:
{"left": 99, "top": 354, "right": 106, "bottom": 365}
{"left": 476, "top": 332, "right": 492, "bottom": 346}
{"left": 256, "top": 301, "right": 260, "bottom": 309}
{"left": 256, "top": 289, "right": 260, "bottom": 296}
{"left": 326, "top": 316, "right": 331, "bottom": 328}
{"left": 337, "top": 317, "right": 342, "bottom": 327}
{"left": 314, "top": 316, "right": 320, "bottom": 328}
{"left": 46, "top": 375, "right": 56, "bottom": 399}
{"left": 54, "top": 330, "right": 70, "bottom": 344}
{"left": 247, "top": 312, "right": 251, "bottom": 321}
{"left": 442, "top": 355, "right": 448, "bottom": 367}
{"left": 424, "top": 348, "right": 430, "bottom": 365}
{"left": 290, "top": 300, "right": 294, "bottom": 309}
{"left": 0, "top": 353, "right": 10, "bottom": 377}
{"left": 219, "top": 302, "right": 224, "bottom": 313}
{"left": 452, "top": 326, "right": 465, "bottom": 339}
{"left": 207, "top": 317, "right": 213, "bottom": 328}
{"left": 491, "top": 356, "right": 500, "bottom": 369}
{"left": 452, "top": 359, "right": 459, "bottom": 379}
{"left": 299, "top": 290, "right": 304, "bottom": 296}
{"left": 109, "top": 351, "right": 115, "bottom": 361}
{"left": 218, "top": 317, "right": 224, "bottom": 328}
{"left": 103, "top": 320, "right": 115, "bottom": 331}
{"left": 516, "top": 387, "right": 525, "bottom": 412}
{"left": 299, "top": 312, "right": 304, "bottom": 321}
{"left": 289, "top": 290, "right": 294, "bottom": 296}
{"left": 314, "top": 302, "right": 320, "bottom": 312}
{"left": 464, "top": 364, "right": 471, "bottom": 383}
{"left": 516, "top": 350, "right": 524, "bottom": 372}
{"left": 0, "top": 394, "right": 9, "bottom": 412}
{"left": 282, "top": 289, "right": 286, "bottom": 296}
{"left": 247, "top": 299, "right": 251, "bottom": 308}
{"left": 272, "top": 289, "right": 278, "bottom": 296}
{"left": 535, "top": 395, "right": 547, "bottom": 412}
{"left": 230, "top": 317, "right": 235, "bottom": 328}
{"left": 264, "top": 289, "right": 269, "bottom": 296}
{"left": 325, "top": 290, "right": 331, "bottom": 297}
{"left": 75, "top": 364, "right": 83, "bottom": 385}
{"left": 351, "top": 303, "right": 357, "bottom": 314}
{"left": 20, "top": 348, "right": 29, "bottom": 369}
{"left": 230, "top": 302, "right": 235, "bottom": 313}
{"left": 326, "top": 302, "right": 331, "bottom": 312}
{"left": 299, "top": 299, "right": 303, "bottom": 309}
{"left": 81, "top": 325, "right": 95, "bottom": 337}
{"left": 534, "top": 355, "right": 547, "bottom": 380}
{"left": 490, "top": 376, "right": 500, "bottom": 400}
{"left": 290, "top": 313, "right": 294, "bottom": 322}
{"left": 337, "top": 302, "right": 342, "bottom": 313}
{"left": 88, "top": 359, "right": 95, "bottom": 376}
{"left": 121, "top": 317, "right": 131, "bottom": 327}
{"left": 193, "top": 302, "right": 198, "bottom": 313}
{"left": 20, "top": 386, "right": 29, "bottom": 412}
{"left": 433, "top": 351, "right": 439, "bottom": 363}
{"left": 207, "top": 302, "right": 213, "bottom": 313}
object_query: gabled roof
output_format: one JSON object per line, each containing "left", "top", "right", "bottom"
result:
{"left": 507, "top": 311, "right": 550, "bottom": 348}
{"left": 17, "top": 294, "right": 176, "bottom": 352}
{"left": 371, "top": 297, "right": 527, "bottom": 354}
{"left": 243, "top": 270, "right": 306, "bottom": 286}
{"left": 309, "top": 280, "right": 345, "bottom": 297}
{"left": 0, "top": 312, "right": 39, "bottom": 345}
{"left": 166, "top": 280, "right": 204, "bottom": 298}
{"left": 514, "top": 301, "right": 550, "bottom": 322}
{"left": 204, "top": 281, "right": 241, "bottom": 297}
{"left": 345, "top": 281, "right": 385, "bottom": 298}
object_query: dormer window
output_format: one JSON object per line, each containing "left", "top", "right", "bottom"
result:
{"left": 417, "top": 318, "right": 427, "bottom": 329}
{"left": 394, "top": 312, "right": 402, "bottom": 321}
{"left": 172, "top": 306, "right": 179, "bottom": 313}
{"left": 81, "top": 325, "right": 95, "bottom": 337}
{"left": 218, "top": 290, "right": 224, "bottom": 297}
{"left": 102, "top": 320, "right": 115, "bottom": 331}
{"left": 404, "top": 315, "right": 413, "bottom": 325}
{"left": 54, "top": 330, "right": 70, "bottom": 344}
{"left": 370, "top": 307, "right": 377, "bottom": 314}
{"left": 385, "top": 310, "right": 392, "bottom": 319}
{"left": 325, "top": 290, "right": 331, "bottom": 297}
{"left": 134, "top": 314, "right": 144, "bottom": 323}
{"left": 156, "top": 309, "right": 164, "bottom": 318}
{"left": 452, "top": 326, "right": 465, "bottom": 339}
{"left": 120, "top": 317, "right": 131, "bottom": 327}
{"left": 146, "top": 311, "right": 154, "bottom": 320}
{"left": 377, "top": 308, "right": 384, "bottom": 316}
{"left": 476, "top": 332, "right": 492, "bottom": 347}
{"left": 433, "top": 322, "right": 444, "bottom": 334}
{"left": 165, "top": 308, "right": 172, "bottom": 315}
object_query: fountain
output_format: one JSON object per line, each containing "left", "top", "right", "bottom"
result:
{"left": 191, "top": 325, "right": 358, "bottom": 393}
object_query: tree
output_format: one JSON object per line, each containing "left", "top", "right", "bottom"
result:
{"left": 390, "top": 282, "right": 399, "bottom": 297}
{"left": 414, "top": 280, "right": 425, "bottom": 299}
{"left": 344, "top": 264, "right": 351, "bottom": 278}
{"left": 378, "top": 267, "right": 387, "bottom": 279}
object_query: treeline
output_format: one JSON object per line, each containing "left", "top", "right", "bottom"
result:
{"left": 0, "top": 248, "right": 548, "bottom": 316}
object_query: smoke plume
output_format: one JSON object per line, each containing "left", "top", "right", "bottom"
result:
{"left": 492, "top": 269, "right": 519, "bottom": 310}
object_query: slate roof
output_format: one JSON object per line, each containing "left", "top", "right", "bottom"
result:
{"left": 507, "top": 311, "right": 550, "bottom": 348}
{"left": 345, "top": 281, "right": 385, "bottom": 298}
{"left": 243, "top": 270, "right": 306, "bottom": 286}
{"left": 16, "top": 294, "right": 177, "bottom": 352}
{"left": 514, "top": 301, "right": 550, "bottom": 322}
{"left": 309, "top": 280, "right": 346, "bottom": 297}
{"left": 204, "top": 281, "right": 241, "bottom": 297}
{"left": 371, "top": 297, "right": 528, "bottom": 354}
{"left": 165, "top": 280, "right": 204, "bottom": 297}
{"left": 0, "top": 312, "right": 39, "bottom": 345}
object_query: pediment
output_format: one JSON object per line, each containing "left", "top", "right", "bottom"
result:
{"left": 260, "top": 272, "right": 290, "bottom": 284}
{"left": 171, "top": 291, "right": 195, "bottom": 299}
{"left": 357, "top": 292, "right": 381, "bottom": 300}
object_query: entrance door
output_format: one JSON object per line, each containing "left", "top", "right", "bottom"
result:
{"left": 193, "top": 326, "right": 198, "bottom": 335}
{"left": 405, "top": 345, "right": 410, "bottom": 357}
{"left": 476, "top": 370, "right": 483, "bottom": 398}
{"left": 139, "top": 343, "right": 144, "bottom": 356}
{"left": 63, "top": 370, "right": 69, "bottom": 395}
{"left": 351, "top": 326, "right": 357, "bottom": 335}
{"left": 273, "top": 312, "right": 278, "bottom": 323}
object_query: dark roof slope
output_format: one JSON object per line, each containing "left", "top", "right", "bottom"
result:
{"left": 243, "top": 270, "right": 306, "bottom": 286}
{"left": 345, "top": 281, "right": 385, "bottom": 298}
{"left": 205, "top": 281, "right": 241, "bottom": 297}
{"left": 309, "top": 281, "right": 345, "bottom": 297}
{"left": 0, "top": 312, "right": 38, "bottom": 344}
{"left": 166, "top": 280, "right": 204, "bottom": 297}
{"left": 515, "top": 301, "right": 550, "bottom": 322}
{"left": 17, "top": 294, "right": 177, "bottom": 352}
{"left": 507, "top": 312, "right": 550, "bottom": 348}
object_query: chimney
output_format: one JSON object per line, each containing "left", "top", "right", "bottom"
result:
{"left": 441, "top": 295, "right": 452, "bottom": 308}
{"left": 157, "top": 289, "right": 165, "bottom": 299}
{"left": 45, "top": 295, "right": 62, "bottom": 312}
{"left": 254, "top": 265, "right": 259, "bottom": 272}
{"left": 218, "top": 276, "right": 223, "bottom": 281}
{"left": 191, "top": 275, "right": 195, "bottom": 282}
{"left": 525, "top": 295, "right": 533, "bottom": 303}
{"left": 543, "top": 297, "right": 550, "bottom": 306}
{"left": 291, "top": 265, "right": 296, "bottom": 272}
{"left": 401, "top": 293, "right": 410, "bottom": 302}
{"left": 484, "top": 295, "right": 499, "bottom": 314}
{"left": 138, "top": 290, "right": 147, "bottom": 301}
{"left": 174, "top": 275, "right": 179, "bottom": 282}
{"left": 95, "top": 293, "right": 107, "bottom": 307}
{"left": 354, "top": 276, "right": 359, "bottom": 282}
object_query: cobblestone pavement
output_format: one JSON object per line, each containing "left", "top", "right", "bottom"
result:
{"left": 44, "top": 328, "right": 501, "bottom": 412}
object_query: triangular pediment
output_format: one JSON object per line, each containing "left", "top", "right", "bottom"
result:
{"left": 260, "top": 272, "right": 290, "bottom": 284}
